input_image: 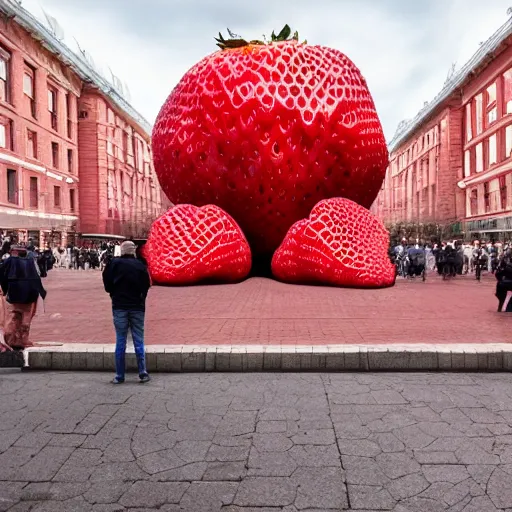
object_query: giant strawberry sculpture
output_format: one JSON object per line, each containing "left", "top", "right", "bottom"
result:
{"left": 149, "top": 25, "right": 393, "bottom": 288}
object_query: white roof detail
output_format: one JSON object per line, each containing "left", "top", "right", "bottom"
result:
{"left": 0, "top": 0, "right": 152, "bottom": 135}
{"left": 389, "top": 16, "right": 512, "bottom": 152}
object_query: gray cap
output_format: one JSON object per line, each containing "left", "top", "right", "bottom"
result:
{"left": 120, "top": 241, "right": 136, "bottom": 256}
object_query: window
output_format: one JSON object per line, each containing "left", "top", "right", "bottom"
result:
{"left": 489, "top": 178, "right": 500, "bottom": 211}
{"left": 486, "top": 83, "right": 497, "bottom": 126}
{"left": 23, "top": 64, "right": 35, "bottom": 118}
{"left": 7, "top": 169, "right": 17, "bottom": 204}
{"left": 65, "top": 93, "right": 72, "bottom": 138}
{"left": 507, "top": 125, "right": 512, "bottom": 158}
{"left": 500, "top": 175, "right": 507, "bottom": 210}
{"left": 67, "top": 149, "right": 73, "bottom": 173}
{"left": 107, "top": 126, "right": 114, "bottom": 156}
{"left": 484, "top": 182, "right": 490, "bottom": 213}
{"left": 27, "top": 129, "right": 37, "bottom": 159}
{"left": 470, "top": 189, "right": 478, "bottom": 216}
{"left": 504, "top": 69, "right": 512, "bottom": 115}
{"left": 29, "top": 177, "right": 38, "bottom": 208}
{"left": 0, "top": 118, "right": 12, "bottom": 150}
{"left": 51, "top": 142, "right": 59, "bottom": 168}
{"left": 69, "top": 189, "right": 75, "bottom": 212}
{"left": 23, "top": 71, "right": 33, "bottom": 96}
{"left": 488, "top": 134, "right": 497, "bottom": 166}
{"left": 475, "top": 94, "right": 483, "bottom": 135}
{"left": 53, "top": 186, "right": 61, "bottom": 208}
{"left": 107, "top": 108, "right": 115, "bottom": 124}
{"left": 0, "top": 46, "right": 10, "bottom": 103}
{"left": 137, "top": 139, "right": 144, "bottom": 171}
{"left": 48, "top": 86, "right": 57, "bottom": 130}
{"left": 132, "top": 134, "right": 138, "bottom": 168}
{"left": 488, "top": 107, "right": 498, "bottom": 125}
{"left": 122, "top": 130, "right": 128, "bottom": 160}
{"left": 431, "top": 184, "right": 436, "bottom": 218}
{"left": 476, "top": 143, "right": 483, "bottom": 172}
{"left": 466, "top": 104, "right": 472, "bottom": 141}
{"left": 464, "top": 150, "right": 471, "bottom": 177}
{"left": 114, "top": 128, "right": 123, "bottom": 161}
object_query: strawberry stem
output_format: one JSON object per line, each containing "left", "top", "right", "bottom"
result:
{"left": 215, "top": 24, "right": 299, "bottom": 50}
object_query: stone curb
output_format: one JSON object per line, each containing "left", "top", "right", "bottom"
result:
{"left": 0, "top": 351, "right": 24, "bottom": 368}
{"left": 18, "top": 343, "right": 512, "bottom": 372}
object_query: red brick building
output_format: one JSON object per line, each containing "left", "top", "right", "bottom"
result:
{"left": 0, "top": 8, "right": 81, "bottom": 246}
{"left": 0, "top": 1, "right": 164, "bottom": 247}
{"left": 77, "top": 89, "right": 162, "bottom": 236}
{"left": 372, "top": 18, "right": 512, "bottom": 241}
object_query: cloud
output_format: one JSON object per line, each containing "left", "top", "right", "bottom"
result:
{"left": 20, "top": 0, "right": 512, "bottom": 140}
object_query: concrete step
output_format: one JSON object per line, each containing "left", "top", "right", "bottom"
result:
{"left": 0, "top": 351, "right": 24, "bottom": 368}
{"left": 21, "top": 343, "right": 512, "bottom": 372}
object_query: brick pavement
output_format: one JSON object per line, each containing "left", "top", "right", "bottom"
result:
{"left": 1, "top": 371, "right": 512, "bottom": 511}
{"left": 29, "top": 270, "right": 512, "bottom": 346}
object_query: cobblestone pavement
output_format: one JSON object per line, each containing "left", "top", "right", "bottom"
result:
{"left": 1, "top": 371, "right": 512, "bottom": 511}
{"left": 31, "top": 271, "right": 511, "bottom": 345}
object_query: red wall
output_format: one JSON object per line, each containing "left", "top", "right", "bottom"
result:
{"left": 0, "top": 16, "right": 166, "bottom": 246}
{"left": 0, "top": 17, "right": 81, "bottom": 245}
{"left": 373, "top": 34, "right": 512, "bottom": 234}
{"left": 372, "top": 104, "right": 463, "bottom": 225}
{"left": 77, "top": 89, "right": 163, "bottom": 235}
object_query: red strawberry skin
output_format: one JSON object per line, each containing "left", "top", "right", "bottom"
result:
{"left": 153, "top": 40, "right": 388, "bottom": 256}
{"left": 271, "top": 197, "right": 395, "bottom": 288}
{"left": 144, "top": 204, "right": 251, "bottom": 285}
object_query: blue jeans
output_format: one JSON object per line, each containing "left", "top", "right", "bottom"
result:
{"left": 112, "top": 309, "right": 147, "bottom": 379}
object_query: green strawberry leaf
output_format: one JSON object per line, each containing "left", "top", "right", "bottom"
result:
{"left": 277, "top": 24, "right": 291, "bottom": 41}
{"left": 215, "top": 24, "right": 300, "bottom": 50}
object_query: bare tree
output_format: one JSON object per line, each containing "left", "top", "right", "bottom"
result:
{"left": 120, "top": 210, "right": 158, "bottom": 239}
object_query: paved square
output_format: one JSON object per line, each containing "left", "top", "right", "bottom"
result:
{"left": 1, "top": 370, "right": 512, "bottom": 510}
{"left": 30, "top": 270, "right": 512, "bottom": 345}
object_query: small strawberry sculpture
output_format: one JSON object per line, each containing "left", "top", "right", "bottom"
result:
{"left": 149, "top": 25, "right": 393, "bottom": 288}
{"left": 144, "top": 204, "right": 251, "bottom": 285}
{"left": 272, "top": 198, "right": 396, "bottom": 288}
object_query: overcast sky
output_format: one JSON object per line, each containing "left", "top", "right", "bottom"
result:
{"left": 20, "top": 0, "right": 512, "bottom": 141}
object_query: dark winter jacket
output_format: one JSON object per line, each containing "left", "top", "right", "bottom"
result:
{"left": 0, "top": 256, "right": 47, "bottom": 304}
{"left": 102, "top": 255, "right": 151, "bottom": 311}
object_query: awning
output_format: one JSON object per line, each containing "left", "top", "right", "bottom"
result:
{"left": 466, "top": 228, "right": 512, "bottom": 233}
{"left": 0, "top": 210, "right": 77, "bottom": 231}
{"left": 79, "top": 233, "right": 126, "bottom": 240}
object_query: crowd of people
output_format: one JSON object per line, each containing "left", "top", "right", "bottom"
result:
{"left": 391, "top": 238, "right": 512, "bottom": 311}
{"left": 0, "top": 234, "right": 126, "bottom": 274}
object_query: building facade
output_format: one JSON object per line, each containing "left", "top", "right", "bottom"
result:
{"left": 0, "top": 11, "right": 81, "bottom": 247}
{"left": 78, "top": 89, "right": 162, "bottom": 236}
{"left": 460, "top": 42, "right": 512, "bottom": 237}
{"left": 372, "top": 18, "right": 512, "bottom": 241}
{"left": 0, "top": 0, "right": 165, "bottom": 247}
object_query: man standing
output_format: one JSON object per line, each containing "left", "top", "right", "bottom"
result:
{"left": 102, "top": 240, "right": 151, "bottom": 384}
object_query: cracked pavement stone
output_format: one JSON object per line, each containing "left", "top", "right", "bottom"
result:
{"left": 234, "top": 477, "right": 296, "bottom": 507}
{"left": 1, "top": 371, "right": 512, "bottom": 511}
{"left": 119, "top": 481, "right": 188, "bottom": 507}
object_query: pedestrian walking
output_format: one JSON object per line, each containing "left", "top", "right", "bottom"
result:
{"left": 102, "top": 240, "right": 151, "bottom": 384}
{"left": 0, "top": 246, "right": 46, "bottom": 351}
{"left": 496, "top": 249, "right": 512, "bottom": 312}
